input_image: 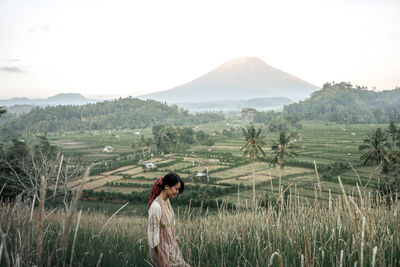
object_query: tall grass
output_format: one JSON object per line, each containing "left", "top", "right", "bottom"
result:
{"left": 1, "top": 181, "right": 399, "bottom": 266}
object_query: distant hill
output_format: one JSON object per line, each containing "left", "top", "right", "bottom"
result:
{"left": 140, "top": 57, "right": 319, "bottom": 103}
{"left": 0, "top": 97, "right": 224, "bottom": 139}
{"left": 284, "top": 82, "right": 400, "bottom": 123}
{"left": 6, "top": 104, "right": 35, "bottom": 115}
{"left": 0, "top": 93, "right": 99, "bottom": 107}
{"left": 177, "top": 97, "right": 293, "bottom": 112}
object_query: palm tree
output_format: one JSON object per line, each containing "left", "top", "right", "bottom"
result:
{"left": 386, "top": 121, "right": 398, "bottom": 147}
{"left": 131, "top": 143, "right": 137, "bottom": 158}
{"left": 241, "top": 125, "right": 266, "bottom": 200}
{"left": 138, "top": 134, "right": 146, "bottom": 158}
{"left": 156, "top": 127, "right": 170, "bottom": 154}
{"left": 359, "top": 128, "right": 389, "bottom": 166}
{"left": 145, "top": 137, "right": 154, "bottom": 156}
{"left": 270, "top": 131, "right": 298, "bottom": 169}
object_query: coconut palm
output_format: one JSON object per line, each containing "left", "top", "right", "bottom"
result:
{"left": 145, "top": 137, "right": 154, "bottom": 155}
{"left": 131, "top": 143, "right": 137, "bottom": 158}
{"left": 386, "top": 121, "right": 398, "bottom": 147}
{"left": 241, "top": 125, "right": 266, "bottom": 200}
{"left": 270, "top": 131, "right": 298, "bottom": 169}
{"left": 156, "top": 127, "right": 170, "bottom": 153}
{"left": 359, "top": 128, "right": 389, "bottom": 166}
{"left": 137, "top": 134, "right": 146, "bottom": 158}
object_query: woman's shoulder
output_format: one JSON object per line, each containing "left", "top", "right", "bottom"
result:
{"left": 149, "top": 198, "right": 162, "bottom": 212}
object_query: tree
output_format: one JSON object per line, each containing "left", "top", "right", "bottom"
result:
{"left": 241, "top": 125, "right": 266, "bottom": 200}
{"left": 359, "top": 126, "right": 400, "bottom": 196}
{"left": 195, "top": 130, "right": 209, "bottom": 142}
{"left": 138, "top": 134, "right": 146, "bottom": 158}
{"left": 284, "top": 114, "right": 302, "bottom": 131}
{"left": 131, "top": 143, "right": 137, "bottom": 158}
{"left": 386, "top": 121, "right": 398, "bottom": 147}
{"left": 359, "top": 128, "right": 389, "bottom": 167}
{"left": 180, "top": 127, "right": 195, "bottom": 145}
{"left": 145, "top": 137, "right": 154, "bottom": 155}
{"left": 270, "top": 131, "right": 298, "bottom": 169}
{"left": 34, "top": 133, "right": 56, "bottom": 160}
{"left": 152, "top": 125, "right": 170, "bottom": 154}
{"left": 241, "top": 108, "right": 257, "bottom": 124}
{"left": 0, "top": 107, "right": 6, "bottom": 117}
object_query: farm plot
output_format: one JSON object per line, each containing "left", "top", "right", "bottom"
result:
{"left": 79, "top": 175, "right": 123, "bottom": 190}
{"left": 157, "top": 161, "right": 193, "bottom": 171}
{"left": 94, "top": 186, "right": 146, "bottom": 194}
{"left": 119, "top": 166, "right": 148, "bottom": 175}
{"left": 114, "top": 178, "right": 152, "bottom": 184}
{"left": 213, "top": 163, "right": 312, "bottom": 180}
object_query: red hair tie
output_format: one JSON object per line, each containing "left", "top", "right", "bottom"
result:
{"left": 148, "top": 177, "right": 163, "bottom": 209}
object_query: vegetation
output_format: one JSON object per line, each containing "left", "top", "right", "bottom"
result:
{"left": 0, "top": 97, "right": 224, "bottom": 139}
{"left": 241, "top": 125, "right": 266, "bottom": 200}
{"left": 270, "top": 131, "right": 298, "bottom": 169}
{"left": 359, "top": 122, "right": 400, "bottom": 195}
{"left": 285, "top": 82, "right": 400, "bottom": 123}
{"left": 2, "top": 87, "right": 400, "bottom": 265}
{"left": 1, "top": 180, "right": 399, "bottom": 266}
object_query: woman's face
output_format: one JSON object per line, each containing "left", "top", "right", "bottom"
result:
{"left": 165, "top": 182, "right": 181, "bottom": 199}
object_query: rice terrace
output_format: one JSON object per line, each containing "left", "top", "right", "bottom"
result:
{"left": 1, "top": 106, "right": 400, "bottom": 266}
{"left": 1, "top": 2, "right": 400, "bottom": 265}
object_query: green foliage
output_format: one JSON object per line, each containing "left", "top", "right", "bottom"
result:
{"left": 270, "top": 131, "right": 298, "bottom": 169}
{"left": 0, "top": 134, "right": 64, "bottom": 199}
{"left": 201, "top": 138, "right": 215, "bottom": 146}
{"left": 241, "top": 125, "right": 266, "bottom": 161}
{"left": 358, "top": 123, "right": 400, "bottom": 195}
{"left": 268, "top": 117, "right": 289, "bottom": 132}
{"left": 195, "top": 130, "right": 209, "bottom": 142}
{"left": 359, "top": 128, "right": 389, "bottom": 166}
{"left": 180, "top": 127, "right": 195, "bottom": 145}
{"left": 285, "top": 82, "right": 400, "bottom": 123}
{"left": 0, "top": 98, "right": 225, "bottom": 140}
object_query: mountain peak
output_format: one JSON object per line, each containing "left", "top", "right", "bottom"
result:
{"left": 141, "top": 57, "right": 319, "bottom": 103}
{"left": 223, "top": 56, "right": 266, "bottom": 65}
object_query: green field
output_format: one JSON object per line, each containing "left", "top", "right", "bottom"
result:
{"left": 49, "top": 120, "right": 386, "bottom": 210}
{"left": 2, "top": 120, "right": 399, "bottom": 266}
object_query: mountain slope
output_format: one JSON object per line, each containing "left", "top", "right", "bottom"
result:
{"left": 141, "top": 57, "right": 319, "bottom": 103}
{"left": 284, "top": 82, "right": 400, "bottom": 123}
{"left": 0, "top": 93, "right": 98, "bottom": 106}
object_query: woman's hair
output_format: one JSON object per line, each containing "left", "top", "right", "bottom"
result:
{"left": 148, "top": 172, "right": 184, "bottom": 209}
{"left": 159, "top": 172, "right": 184, "bottom": 194}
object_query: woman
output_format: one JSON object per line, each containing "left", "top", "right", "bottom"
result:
{"left": 147, "top": 172, "right": 190, "bottom": 267}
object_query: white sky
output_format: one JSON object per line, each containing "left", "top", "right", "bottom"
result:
{"left": 0, "top": 0, "right": 399, "bottom": 99}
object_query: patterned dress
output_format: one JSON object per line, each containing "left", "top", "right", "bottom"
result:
{"left": 148, "top": 196, "right": 189, "bottom": 267}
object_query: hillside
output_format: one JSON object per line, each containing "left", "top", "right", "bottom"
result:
{"left": 0, "top": 97, "right": 224, "bottom": 139}
{"left": 0, "top": 93, "right": 99, "bottom": 107}
{"left": 140, "top": 57, "right": 319, "bottom": 103}
{"left": 284, "top": 82, "right": 400, "bottom": 123}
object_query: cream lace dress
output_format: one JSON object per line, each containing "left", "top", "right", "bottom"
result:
{"left": 148, "top": 196, "right": 189, "bottom": 267}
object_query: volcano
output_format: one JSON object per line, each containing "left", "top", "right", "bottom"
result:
{"left": 140, "top": 57, "right": 319, "bottom": 103}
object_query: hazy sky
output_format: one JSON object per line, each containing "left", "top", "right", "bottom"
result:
{"left": 0, "top": 0, "right": 399, "bottom": 99}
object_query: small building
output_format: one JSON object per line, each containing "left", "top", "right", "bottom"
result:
{"left": 142, "top": 162, "right": 156, "bottom": 170}
{"left": 103, "top": 145, "right": 114, "bottom": 152}
{"left": 288, "top": 138, "right": 297, "bottom": 144}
